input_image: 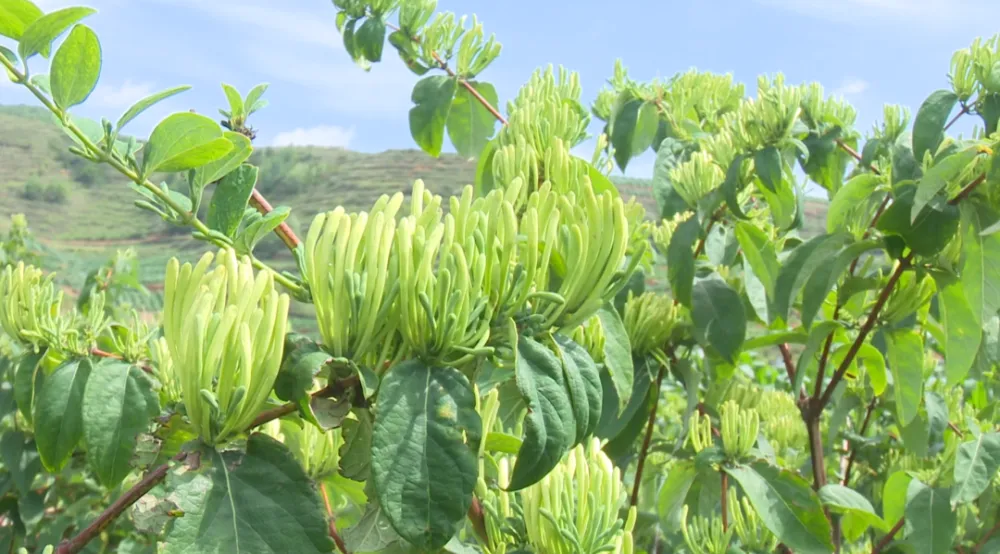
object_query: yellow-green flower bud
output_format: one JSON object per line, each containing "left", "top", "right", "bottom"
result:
{"left": 570, "top": 315, "right": 606, "bottom": 364}
{"left": 163, "top": 250, "right": 290, "bottom": 444}
{"left": 669, "top": 151, "right": 725, "bottom": 207}
{"left": 688, "top": 411, "right": 714, "bottom": 454}
{"left": 264, "top": 417, "right": 342, "bottom": 480}
{"left": 680, "top": 505, "right": 733, "bottom": 554}
{"left": 622, "top": 292, "right": 680, "bottom": 356}
{"left": 150, "top": 336, "right": 180, "bottom": 404}
{"left": 521, "top": 438, "right": 635, "bottom": 554}
{"left": 729, "top": 489, "right": 779, "bottom": 551}
{"left": 0, "top": 262, "right": 62, "bottom": 346}
{"left": 719, "top": 400, "right": 760, "bottom": 460}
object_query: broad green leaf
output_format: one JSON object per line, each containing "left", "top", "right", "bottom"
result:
{"left": 0, "top": 430, "right": 41, "bottom": 496}
{"left": 951, "top": 432, "right": 1000, "bottom": 505}
{"left": 744, "top": 330, "right": 809, "bottom": 350}
{"left": 595, "top": 355, "right": 652, "bottom": 441}
{"left": 484, "top": 432, "right": 521, "bottom": 454}
{"left": 50, "top": 24, "right": 100, "bottom": 110}
{"left": 939, "top": 279, "right": 982, "bottom": 384}
{"left": 758, "top": 172, "right": 798, "bottom": 231}
{"left": 912, "top": 90, "right": 958, "bottom": 162}
{"left": 116, "top": 85, "right": 191, "bottom": 132}
{"left": 339, "top": 410, "right": 373, "bottom": 481}
{"left": 371, "top": 359, "right": 481, "bottom": 550}
{"left": 596, "top": 304, "right": 633, "bottom": 414}
{"left": 356, "top": 16, "right": 386, "bottom": 62}
{"left": 736, "top": 221, "right": 779, "bottom": 291}
{"left": 887, "top": 329, "right": 923, "bottom": 427}
{"left": 883, "top": 471, "right": 912, "bottom": 525}
{"left": 770, "top": 233, "right": 850, "bottom": 325}
{"left": 725, "top": 462, "right": 834, "bottom": 554}
{"left": 344, "top": 503, "right": 401, "bottom": 553}
{"left": 188, "top": 131, "right": 253, "bottom": 207}
{"left": 657, "top": 460, "right": 697, "bottom": 528}
{"left": 244, "top": 83, "right": 268, "bottom": 114}
{"left": 553, "top": 334, "right": 602, "bottom": 445}
{"left": 33, "top": 358, "right": 91, "bottom": 472}
{"left": 904, "top": 480, "right": 956, "bottom": 554}
{"left": 819, "top": 484, "right": 890, "bottom": 534}
{"left": 81, "top": 359, "right": 160, "bottom": 488}
{"left": 509, "top": 336, "right": 574, "bottom": 491}
{"left": 722, "top": 154, "right": 749, "bottom": 219}
{"left": 800, "top": 240, "right": 881, "bottom": 329}
{"left": 801, "top": 128, "right": 850, "bottom": 193}
{"left": 651, "top": 137, "right": 694, "bottom": 219}
{"left": 17, "top": 6, "right": 94, "bottom": 60}
{"left": 691, "top": 277, "right": 746, "bottom": 363}
{"left": 856, "top": 343, "right": 887, "bottom": 395}
{"left": 877, "top": 184, "right": 960, "bottom": 257}
{"left": 13, "top": 348, "right": 45, "bottom": 424}
{"left": 409, "top": 75, "right": 457, "bottom": 157}
{"left": 0, "top": 0, "right": 43, "bottom": 40}
{"left": 446, "top": 81, "right": 498, "bottom": 159}
{"left": 632, "top": 101, "right": 659, "bottom": 155}
{"left": 206, "top": 164, "right": 259, "bottom": 238}
{"left": 609, "top": 93, "right": 642, "bottom": 170}
{"left": 163, "top": 433, "right": 334, "bottom": 553}
{"left": 221, "top": 83, "right": 244, "bottom": 117}
{"left": 274, "top": 333, "right": 330, "bottom": 403}
{"left": 142, "top": 112, "right": 232, "bottom": 177}
{"left": 826, "top": 173, "right": 884, "bottom": 235}
{"left": 235, "top": 206, "right": 290, "bottom": 255}
{"left": 911, "top": 147, "right": 978, "bottom": 222}
{"left": 961, "top": 206, "right": 1000, "bottom": 326}
{"left": 585, "top": 163, "right": 619, "bottom": 197}
{"left": 667, "top": 215, "right": 701, "bottom": 307}
{"left": 754, "top": 146, "right": 782, "bottom": 192}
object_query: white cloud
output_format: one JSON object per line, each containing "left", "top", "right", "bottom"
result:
{"left": 833, "top": 77, "right": 869, "bottom": 97}
{"left": 272, "top": 125, "right": 355, "bottom": 148}
{"left": 755, "top": 0, "right": 1000, "bottom": 27}
{"left": 90, "top": 80, "right": 154, "bottom": 109}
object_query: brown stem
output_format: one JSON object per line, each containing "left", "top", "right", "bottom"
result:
{"left": 816, "top": 256, "right": 911, "bottom": 413}
{"left": 950, "top": 173, "right": 986, "bottom": 205}
{"left": 840, "top": 398, "right": 877, "bottom": 487}
{"left": 467, "top": 497, "right": 490, "bottom": 546}
{"left": 630, "top": 359, "right": 668, "bottom": 507}
{"left": 249, "top": 375, "right": 359, "bottom": 429}
{"left": 944, "top": 103, "right": 971, "bottom": 132}
{"left": 249, "top": 190, "right": 300, "bottom": 249}
{"left": 320, "top": 483, "right": 350, "bottom": 554}
{"left": 975, "top": 520, "right": 1000, "bottom": 551}
{"left": 871, "top": 518, "right": 905, "bottom": 553}
{"left": 55, "top": 452, "right": 186, "bottom": 554}
{"left": 778, "top": 343, "right": 808, "bottom": 404}
{"left": 89, "top": 347, "right": 153, "bottom": 374}
{"left": 806, "top": 416, "right": 827, "bottom": 490}
{"left": 720, "top": 472, "right": 729, "bottom": 531}
{"left": 836, "top": 139, "right": 881, "bottom": 175}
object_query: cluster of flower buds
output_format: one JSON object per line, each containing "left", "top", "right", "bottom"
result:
{"left": 680, "top": 505, "right": 733, "bottom": 554}
{"left": 571, "top": 314, "right": 606, "bottom": 364}
{"left": 724, "top": 74, "right": 803, "bottom": 151}
{"left": 622, "top": 291, "right": 681, "bottom": 356}
{"left": 729, "top": 488, "right": 779, "bottom": 551}
{"left": 520, "top": 438, "right": 636, "bottom": 554}
{"left": 263, "top": 416, "right": 342, "bottom": 480}
{"left": 688, "top": 411, "right": 715, "bottom": 454}
{"left": 670, "top": 150, "right": 725, "bottom": 207}
{"left": 719, "top": 400, "right": 760, "bottom": 460}
{"left": 757, "top": 390, "right": 808, "bottom": 459}
{"left": 0, "top": 262, "right": 61, "bottom": 345}
{"left": 162, "top": 250, "right": 290, "bottom": 444}
{"left": 949, "top": 34, "right": 1000, "bottom": 100}
{"left": 882, "top": 270, "right": 936, "bottom": 325}
{"left": 149, "top": 336, "right": 180, "bottom": 404}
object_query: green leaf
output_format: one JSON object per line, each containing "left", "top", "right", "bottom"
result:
{"left": 826, "top": 173, "right": 884, "bottom": 235}
{"left": 887, "top": 329, "right": 923, "bottom": 427}
{"left": 33, "top": 358, "right": 91, "bottom": 472}
{"left": 912, "top": 90, "right": 958, "bottom": 162}
{"left": 585, "top": 163, "right": 619, "bottom": 196}
{"left": 754, "top": 146, "right": 782, "bottom": 192}
{"left": 725, "top": 462, "right": 834, "bottom": 554}
{"left": 951, "top": 432, "right": 1000, "bottom": 505}
{"left": 50, "top": 24, "right": 100, "bottom": 110}
{"left": 595, "top": 304, "right": 633, "bottom": 415}
{"left": 818, "top": 484, "right": 890, "bottom": 533}
{"left": 722, "top": 154, "right": 749, "bottom": 219}
{"left": 939, "top": 279, "right": 982, "bottom": 384}
{"left": 446, "top": 81, "right": 498, "bottom": 159}
{"left": 595, "top": 356, "right": 652, "bottom": 441}
{"left": 800, "top": 240, "right": 881, "bottom": 329}
{"left": 771, "top": 233, "right": 850, "bottom": 325}
{"left": 163, "top": 433, "right": 334, "bottom": 553}
{"left": 912, "top": 147, "right": 978, "bottom": 222}
{"left": 206, "top": 164, "right": 259, "bottom": 238}
{"left": 904, "top": 480, "right": 957, "bottom": 554}
{"left": 801, "top": 128, "right": 850, "bottom": 193}
{"left": 81, "top": 359, "right": 160, "bottom": 488}
{"left": 857, "top": 343, "right": 887, "bottom": 396}
{"left": 356, "top": 16, "right": 386, "bottom": 62}
{"left": 116, "top": 85, "right": 191, "bottom": 132}
{"left": 17, "top": 6, "right": 94, "bottom": 60}
{"left": 553, "top": 334, "right": 602, "bottom": 445}
{"left": 667, "top": 215, "right": 701, "bottom": 307}
{"left": 961, "top": 206, "right": 1000, "bottom": 326}
{"left": 877, "top": 184, "right": 960, "bottom": 258}
{"left": 371, "top": 359, "right": 481, "bottom": 550}
{"left": 274, "top": 333, "right": 330, "bottom": 403}
{"left": 221, "top": 83, "right": 244, "bottom": 118}
{"left": 142, "top": 112, "right": 232, "bottom": 177}
{"left": 883, "top": 471, "right": 912, "bottom": 525}
{"left": 409, "top": 75, "right": 458, "bottom": 157}
{"left": 339, "top": 410, "right": 373, "bottom": 481}
{"left": 0, "top": 0, "right": 43, "bottom": 40}
{"left": 244, "top": 83, "right": 268, "bottom": 114}
{"left": 13, "top": 348, "right": 45, "bottom": 424}
{"left": 735, "top": 221, "right": 779, "bottom": 293}
{"left": 0, "top": 430, "right": 40, "bottom": 496}
{"left": 235, "top": 206, "right": 290, "bottom": 255}
{"left": 632, "top": 101, "right": 659, "bottom": 155}
{"left": 651, "top": 137, "right": 694, "bottom": 219}
{"left": 609, "top": 94, "right": 642, "bottom": 170}
{"left": 188, "top": 131, "right": 253, "bottom": 207}
{"left": 509, "top": 336, "right": 574, "bottom": 491}
{"left": 657, "top": 460, "right": 697, "bottom": 528}
{"left": 344, "top": 503, "right": 401, "bottom": 553}
{"left": 484, "top": 432, "right": 522, "bottom": 454}
{"left": 759, "top": 172, "right": 798, "bottom": 231}
{"left": 691, "top": 277, "right": 746, "bottom": 363}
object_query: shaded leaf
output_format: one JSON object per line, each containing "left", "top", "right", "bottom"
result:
{"left": 912, "top": 90, "right": 958, "bottom": 162}
{"left": 887, "top": 329, "right": 923, "bottom": 427}
{"left": 904, "top": 480, "right": 956, "bottom": 554}
{"left": 596, "top": 304, "right": 633, "bottom": 414}
{"left": 553, "top": 334, "right": 602, "bottom": 444}
{"left": 911, "top": 147, "right": 978, "bottom": 222}
{"left": 819, "top": 484, "right": 890, "bottom": 534}
{"left": 951, "top": 432, "right": 1000, "bottom": 505}
{"left": 667, "top": 215, "right": 701, "bottom": 307}
{"left": 34, "top": 358, "right": 91, "bottom": 472}
{"left": 446, "top": 81, "right": 499, "bottom": 159}
{"left": 409, "top": 75, "right": 457, "bottom": 157}
{"left": 800, "top": 240, "right": 880, "bottom": 329}
{"left": 657, "top": 460, "right": 697, "bottom": 528}
{"left": 206, "top": 164, "right": 258, "bottom": 238}
{"left": 770, "top": 233, "right": 850, "bottom": 325}
{"left": 939, "top": 279, "right": 982, "bottom": 384}
{"left": 754, "top": 146, "right": 782, "bottom": 192}
{"left": 691, "top": 277, "right": 746, "bottom": 363}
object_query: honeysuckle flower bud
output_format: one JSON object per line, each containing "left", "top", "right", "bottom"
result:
{"left": 680, "top": 505, "right": 733, "bottom": 554}
{"left": 719, "top": 400, "right": 760, "bottom": 460}
{"left": 882, "top": 271, "right": 936, "bottom": 325}
{"left": 622, "top": 292, "right": 680, "bottom": 356}
{"left": 688, "top": 412, "right": 714, "bottom": 453}
{"left": 670, "top": 150, "right": 725, "bottom": 207}
{"left": 729, "top": 488, "right": 779, "bottom": 551}
{"left": 150, "top": 336, "right": 180, "bottom": 404}
{"left": 304, "top": 191, "right": 404, "bottom": 369}
{"left": 0, "top": 262, "right": 61, "bottom": 346}
{"left": 521, "top": 438, "right": 636, "bottom": 554}
{"left": 264, "top": 416, "right": 342, "bottom": 480}
{"left": 571, "top": 315, "right": 606, "bottom": 364}
{"left": 758, "top": 390, "right": 807, "bottom": 459}
{"left": 163, "top": 250, "right": 290, "bottom": 444}
{"left": 652, "top": 212, "right": 695, "bottom": 255}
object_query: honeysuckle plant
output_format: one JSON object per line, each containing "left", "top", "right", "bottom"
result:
{"left": 2, "top": 0, "right": 1000, "bottom": 553}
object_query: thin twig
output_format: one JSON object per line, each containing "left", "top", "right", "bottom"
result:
{"left": 951, "top": 173, "right": 986, "bottom": 205}
{"left": 467, "top": 497, "right": 490, "bottom": 546}
{"left": 630, "top": 358, "right": 668, "bottom": 507}
{"left": 89, "top": 347, "right": 154, "bottom": 374}
{"left": 975, "top": 520, "right": 1000, "bottom": 551}
{"left": 871, "top": 518, "right": 905, "bottom": 554}
{"left": 836, "top": 139, "right": 882, "bottom": 175}
{"left": 320, "top": 483, "right": 350, "bottom": 554}
{"left": 944, "top": 102, "right": 971, "bottom": 132}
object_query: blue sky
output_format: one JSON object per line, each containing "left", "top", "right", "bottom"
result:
{"left": 3, "top": 0, "right": 1000, "bottom": 179}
